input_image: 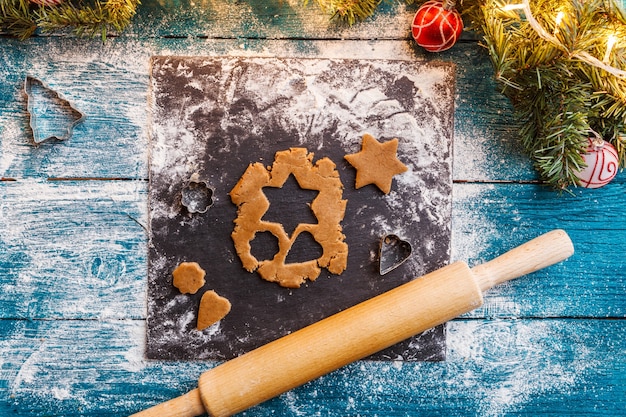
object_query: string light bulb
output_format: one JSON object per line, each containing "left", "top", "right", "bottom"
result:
{"left": 501, "top": 3, "right": 524, "bottom": 10}
{"left": 499, "top": 0, "right": 626, "bottom": 78}
{"left": 604, "top": 34, "right": 617, "bottom": 63}
{"left": 554, "top": 11, "right": 564, "bottom": 35}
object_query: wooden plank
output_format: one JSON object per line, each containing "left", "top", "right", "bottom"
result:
{"left": 124, "top": 0, "right": 419, "bottom": 40}
{"left": 0, "top": 180, "right": 147, "bottom": 319}
{"left": 454, "top": 181, "right": 626, "bottom": 319}
{"left": 10, "top": 0, "right": 624, "bottom": 41}
{"left": 0, "top": 38, "right": 150, "bottom": 179}
{"left": 1, "top": 37, "right": 535, "bottom": 182}
{"left": 1, "top": 180, "right": 624, "bottom": 320}
{"left": 0, "top": 318, "right": 623, "bottom": 415}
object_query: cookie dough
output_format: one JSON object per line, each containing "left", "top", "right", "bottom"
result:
{"left": 230, "top": 147, "right": 348, "bottom": 288}
{"left": 172, "top": 262, "right": 206, "bottom": 294}
{"left": 344, "top": 133, "right": 408, "bottom": 194}
{"left": 197, "top": 290, "right": 232, "bottom": 331}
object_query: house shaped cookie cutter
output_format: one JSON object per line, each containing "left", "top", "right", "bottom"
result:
{"left": 24, "top": 75, "right": 86, "bottom": 145}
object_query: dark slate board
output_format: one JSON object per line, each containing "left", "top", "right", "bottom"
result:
{"left": 147, "top": 56, "right": 455, "bottom": 361}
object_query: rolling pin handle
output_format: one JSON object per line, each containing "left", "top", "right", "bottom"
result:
{"left": 471, "top": 229, "right": 574, "bottom": 292}
{"left": 130, "top": 388, "right": 205, "bottom": 417}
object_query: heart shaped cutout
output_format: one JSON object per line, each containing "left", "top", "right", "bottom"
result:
{"left": 379, "top": 234, "right": 412, "bottom": 275}
{"left": 197, "top": 290, "right": 231, "bottom": 331}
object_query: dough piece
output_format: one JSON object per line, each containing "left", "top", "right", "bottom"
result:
{"left": 197, "top": 290, "right": 232, "bottom": 331}
{"left": 172, "top": 262, "right": 206, "bottom": 294}
{"left": 344, "top": 133, "right": 408, "bottom": 194}
{"left": 230, "top": 147, "right": 348, "bottom": 288}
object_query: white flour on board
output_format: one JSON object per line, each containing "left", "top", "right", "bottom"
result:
{"left": 146, "top": 55, "right": 455, "bottom": 361}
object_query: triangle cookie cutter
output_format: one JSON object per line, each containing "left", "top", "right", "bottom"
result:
{"left": 24, "top": 76, "right": 86, "bottom": 145}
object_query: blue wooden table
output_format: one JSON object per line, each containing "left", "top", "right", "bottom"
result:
{"left": 1, "top": 1, "right": 624, "bottom": 415}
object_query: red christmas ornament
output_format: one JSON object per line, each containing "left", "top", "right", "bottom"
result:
{"left": 576, "top": 136, "right": 619, "bottom": 188}
{"left": 412, "top": 0, "right": 463, "bottom": 52}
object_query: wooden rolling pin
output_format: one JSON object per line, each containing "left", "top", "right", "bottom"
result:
{"left": 132, "top": 229, "right": 574, "bottom": 417}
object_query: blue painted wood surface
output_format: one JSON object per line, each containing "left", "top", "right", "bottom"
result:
{"left": 1, "top": 1, "right": 625, "bottom": 415}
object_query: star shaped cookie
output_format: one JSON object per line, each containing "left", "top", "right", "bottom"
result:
{"left": 344, "top": 134, "right": 408, "bottom": 194}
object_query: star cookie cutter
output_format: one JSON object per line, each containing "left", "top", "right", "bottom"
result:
{"left": 24, "top": 76, "right": 86, "bottom": 145}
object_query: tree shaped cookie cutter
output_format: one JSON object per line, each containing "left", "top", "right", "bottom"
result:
{"left": 24, "top": 75, "right": 86, "bottom": 145}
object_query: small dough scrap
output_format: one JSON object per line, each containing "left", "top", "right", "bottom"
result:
{"left": 172, "top": 262, "right": 206, "bottom": 294}
{"left": 344, "top": 133, "right": 408, "bottom": 194}
{"left": 197, "top": 290, "right": 232, "bottom": 331}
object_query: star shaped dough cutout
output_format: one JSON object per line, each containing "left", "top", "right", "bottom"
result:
{"left": 344, "top": 134, "right": 408, "bottom": 194}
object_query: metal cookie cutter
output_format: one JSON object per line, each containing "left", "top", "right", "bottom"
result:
{"left": 181, "top": 173, "right": 214, "bottom": 214}
{"left": 24, "top": 76, "right": 86, "bottom": 145}
{"left": 379, "top": 234, "right": 412, "bottom": 275}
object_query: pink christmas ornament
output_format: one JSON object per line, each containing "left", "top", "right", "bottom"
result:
{"left": 576, "top": 136, "right": 619, "bottom": 188}
{"left": 412, "top": 0, "right": 463, "bottom": 52}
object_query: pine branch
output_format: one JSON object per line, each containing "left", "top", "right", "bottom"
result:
{"left": 35, "top": 1, "right": 106, "bottom": 37}
{"left": 1, "top": 0, "right": 139, "bottom": 39}
{"left": 462, "top": 0, "right": 626, "bottom": 189}
{"left": 105, "top": 0, "right": 140, "bottom": 31}
{"left": 305, "top": 0, "right": 384, "bottom": 24}
{"left": 0, "top": 0, "right": 37, "bottom": 39}
{"left": 36, "top": 0, "right": 139, "bottom": 38}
